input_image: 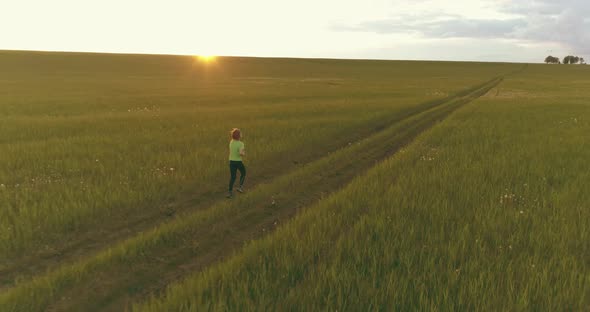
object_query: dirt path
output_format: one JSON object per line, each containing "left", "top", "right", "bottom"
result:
{"left": 39, "top": 77, "right": 504, "bottom": 312}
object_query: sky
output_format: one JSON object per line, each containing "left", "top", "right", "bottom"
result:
{"left": 1, "top": 0, "right": 588, "bottom": 63}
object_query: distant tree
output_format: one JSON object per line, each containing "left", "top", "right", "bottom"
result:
{"left": 544, "top": 55, "right": 560, "bottom": 64}
{"left": 563, "top": 55, "right": 582, "bottom": 64}
{"left": 581, "top": 57, "right": 586, "bottom": 64}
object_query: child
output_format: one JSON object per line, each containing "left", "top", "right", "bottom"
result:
{"left": 227, "top": 128, "right": 246, "bottom": 198}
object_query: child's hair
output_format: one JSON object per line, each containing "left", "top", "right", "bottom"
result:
{"left": 230, "top": 128, "right": 241, "bottom": 140}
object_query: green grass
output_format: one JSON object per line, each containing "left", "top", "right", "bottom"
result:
{"left": 0, "top": 72, "right": 504, "bottom": 312}
{"left": 0, "top": 51, "right": 514, "bottom": 260}
{"left": 3, "top": 51, "right": 586, "bottom": 311}
{"left": 134, "top": 64, "right": 590, "bottom": 311}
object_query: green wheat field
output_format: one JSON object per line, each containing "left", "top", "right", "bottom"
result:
{"left": 0, "top": 50, "right": 588, "bottom": 311}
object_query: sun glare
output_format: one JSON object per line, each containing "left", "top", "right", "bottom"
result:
{"left": 197, "top": 55, "right": 216, "bottom": 62}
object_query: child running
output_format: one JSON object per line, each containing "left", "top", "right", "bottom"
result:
{"left": 227, "top": 128, "right": 246, "bottom": 198}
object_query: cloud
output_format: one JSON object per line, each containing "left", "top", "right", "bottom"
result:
{"left": 498, "top": 0, "right": 590, "bottom": 16}
{"left": 501, "top": 0, "right": 590, "bottom": 54}
{"left": 335, "top": 0, "right": 590, "bottom": 55}
{"left": 337, "top": 16, "right": 526, "bottom": 39}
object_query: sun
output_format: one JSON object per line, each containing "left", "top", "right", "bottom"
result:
{"left": 196, "top": 55, "right": 216, "bottom": 62}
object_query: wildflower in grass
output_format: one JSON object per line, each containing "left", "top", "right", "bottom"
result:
{"left": 420, "top": 147, "right": 438, "bottom": 161}
{"left": 500, "top": 191, "right": 517, "bottom": 205}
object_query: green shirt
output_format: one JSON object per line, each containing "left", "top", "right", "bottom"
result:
{"left": 229, "top": 140, "right": 244, "bottom": 161}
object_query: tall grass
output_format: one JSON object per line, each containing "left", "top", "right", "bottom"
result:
{"left": 0, "top": 77, "right": 500, "bottom": 312}
{"left": 136, "top": 64, "right": 590, "bottom": 311}
{"left": 0, "top": 51, "right": 516, "bottom": 259}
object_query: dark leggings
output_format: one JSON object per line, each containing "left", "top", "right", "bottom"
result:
{"left": 229, "top": 161, "right": 246, "bottom": 191}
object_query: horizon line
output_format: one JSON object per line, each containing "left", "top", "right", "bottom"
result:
{"left": 0, "top": 48, "right": 534, "bottom": 65}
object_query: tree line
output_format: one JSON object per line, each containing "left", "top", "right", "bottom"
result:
{"left": 545, "top": 55, "right": 586, "bottom": 64}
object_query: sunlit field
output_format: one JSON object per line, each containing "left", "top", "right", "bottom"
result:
{"left": 136, "top": 64, "right": 590, "bottom": 311}
{"left": 0, "top": 51, "right": 513, "bottom": 260}
{"left": 1, "top": 51, "right": 587, "bottom": 311}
